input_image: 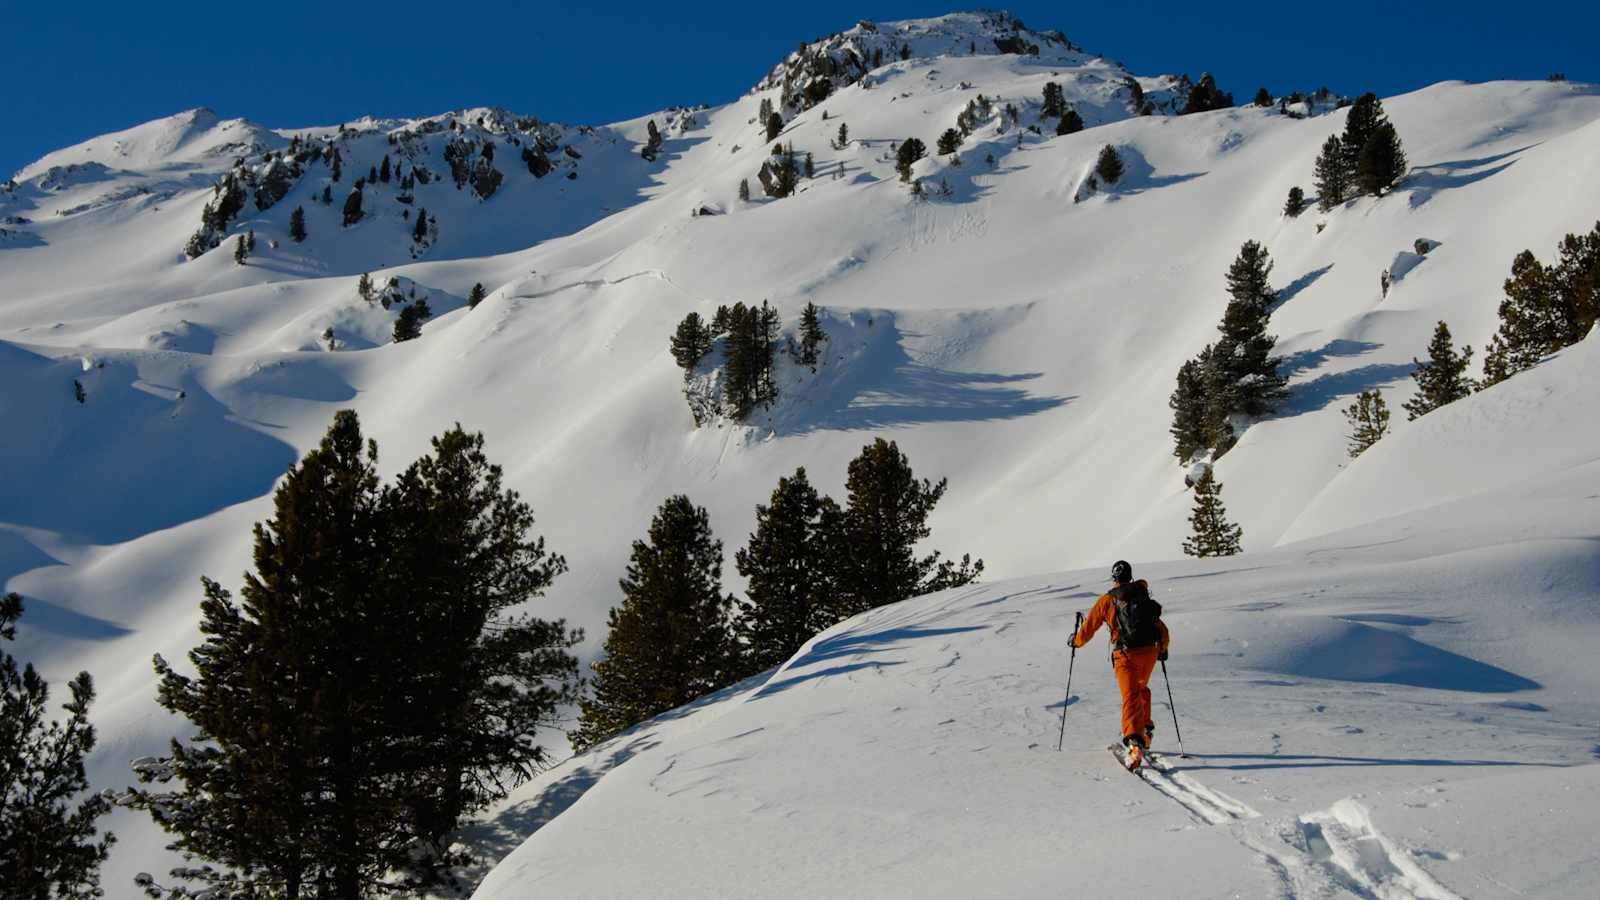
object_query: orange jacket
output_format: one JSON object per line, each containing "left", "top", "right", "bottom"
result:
{"left": 1072, "top": 580, "right": 1170, "bottom": 655}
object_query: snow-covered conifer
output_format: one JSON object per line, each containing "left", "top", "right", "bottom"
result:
{"left": 1183, "top": 469, "right": 1243, "bottom": 557}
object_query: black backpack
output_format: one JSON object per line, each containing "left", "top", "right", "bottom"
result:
{"left": 1110, "top": 581, "right": 1162, "bottom": 650}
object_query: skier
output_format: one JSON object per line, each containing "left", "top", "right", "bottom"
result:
{"left": 1069, "top": 560, "right": 1169, "bottom": 770}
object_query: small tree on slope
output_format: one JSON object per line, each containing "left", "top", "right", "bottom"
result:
{"left": 824, "top": 439, "right": 983, "bottom": 622}
{"left": 1404, "top": 321, "right": 1475, "bottom": 420}
{"left": 1313, "top": 135, "right": 1349, "bottom": 211}
{"left": 1095, "top": 145, "right": 1125, "bottom": 185}
{"left": 572, "top": 496, "right": 734, "bottom": 751}
{"left": 1213, "top": 240, "right": 1287, "bottom": 417}
{"left": 1343, "top": 390, "right": 1390, "bottom": 458}
{"left": 1283, "top": 186, "right": 1305, "bottom": 218}
{"left": 1355, "top": 120, "right": 1408, "bottom": 195}
{"left": 289, "top": 206, "right": 307, "bottom": 242}
{"left": 1057, "top": 109, "right": 1084, "bottom": 136}
{"left": 670, "top": 312, "right": 714, "bottom": 370}
{"left": 734, "top": 469, "right": 833, "bottom": 678}
{"left": 1, "top": 593, "right": 114, "bottom": 898}
{"left": 798, "top": 302, "right": 826, "bottom": 368}
{"left": 1182, "top": 470, "right": 1243, "bottom": 558}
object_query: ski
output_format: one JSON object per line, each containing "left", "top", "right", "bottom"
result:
{"left": 1107, "top": 743, "right": 1143, "bottom": 773}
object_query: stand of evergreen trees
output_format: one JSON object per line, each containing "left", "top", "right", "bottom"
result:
{"left": 670, "top": 301, "right": 786, "bottom": 421}
{"left": 573, "top": 438, "right": 982, "bottom": 750}
{"left": 1313, "top": 93, "right": 1407, "bottom": 211}
{"left": 1, "top": 593, "right": 115, "bottom": 897}
{"left": 122, "top": 412, "right": 581, "bottom": 899}
{"left": 1169, "top": 241, "right": 1288, "bottom": 461}
{"left": 1481, "top": 221, "right": 1600, "bottom": 386}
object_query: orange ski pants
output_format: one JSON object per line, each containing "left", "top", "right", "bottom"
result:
{"left": 1114, "top": 645, "right": 1159, "bottom": 744}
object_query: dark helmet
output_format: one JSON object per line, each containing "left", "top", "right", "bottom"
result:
{"left": 1111, "top": 560, "right": 1133, "bottom": 584}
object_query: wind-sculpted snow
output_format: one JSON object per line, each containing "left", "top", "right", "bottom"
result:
{"left": 3, "top": 11, "right": 1600, "bottom": 895}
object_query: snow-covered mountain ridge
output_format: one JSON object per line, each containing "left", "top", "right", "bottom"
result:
{"left": 4, "top": 9, "right": 1599, "bottom": 896}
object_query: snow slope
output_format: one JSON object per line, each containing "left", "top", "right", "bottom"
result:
{"left": 3, "top": 9, "right": 1599, "bottom": 895}
{"left": 473, "top": 360, "right": 1600, "bottom": 895}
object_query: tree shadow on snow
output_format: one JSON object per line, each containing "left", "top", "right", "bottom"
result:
{"left": 751, "top": 624, "right": 989, "bottom": 700}
{"left": 1273, "top": 263, "right": 1335, "bottom": 310}
{"left": 769, "top": 313, "right": 1071, "bottom": 435}
{"left": 1405, "top": 158, "right": 1519, "bottom": 209}
{"left": 451, "top": 734, "right": 661, "bottom": 867}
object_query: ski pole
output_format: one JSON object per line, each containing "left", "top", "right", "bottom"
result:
{"left": 1159, "top": 658, "right": 1185, "bottom": 757}
{"left": 1056, "top": 612, "right": 1082, "bottom": 752}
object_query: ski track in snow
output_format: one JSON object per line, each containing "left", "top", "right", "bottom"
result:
{"left": 1130, "top": 753, "right": 1462, "bottom": 899}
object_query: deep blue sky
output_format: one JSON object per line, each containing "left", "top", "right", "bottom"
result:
{"left": 6, "top": 2, "right": 1594, "bottom": 178}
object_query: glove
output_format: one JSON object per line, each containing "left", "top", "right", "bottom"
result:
{"left": 1158, "top": 650, "right": 1169, "bottom": 662}
{"left": 1067, "top": 636, "right": 1079, "bottom": 649}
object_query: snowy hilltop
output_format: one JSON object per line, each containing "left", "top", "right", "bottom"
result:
{"left": 3, "top": 9, "right": 1599, "bottom": 897}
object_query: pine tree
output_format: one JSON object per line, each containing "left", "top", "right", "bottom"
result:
{"left": 321, "top": 185, "right": 332, "bottom": 205}
{"left": 1343, "top": 390, "right": 1390, "bottom": 458}
{"left": 375, "top": 425, "right": 580, "bottom": 843}
{"left": 394, "top": 304, "right": 425, "bottom": 342}
{"left": 1253, "top": 87, "right": 1273, "bottom": 107}
{"left": 1168, "top": 357, "right": 1211, "bottom": 462}
{"left": 125, "top": 413, "right": 578, "bottom": 896}
{"left": 1182, "top": 470, "right": 1243, "bottom": 557}
{"left": 1313, "top": 135, "right": 1349, "bottom": 211}
{"left": 289, "top": 205, "right": 307, "bottom": 242}
{"left": 1482, "top": 223, "right": 1600, "bottom": 386}
{"left": 341, "top": 187, "right": 363, "bottom": 226}
{"left": 1283, "top": 186, "right": 1306, "bottom": 217}
{"left": 670, "top": 312, "right": 714, "bottom": 370}
{"left": 798, "top": 302, "right": 826, "bottom": 367}
{"left": 571, "top": 496, "right": 733, "bottom": 750}
{"left": 1041, "top": 81, "right": 1066, "bottom": 118}
{"left": 331, "top": 151, "right": 342, "bottom": 183}
{"left": 824, "top": 439, "right": 982, "bottom": 621}
{"left": 1213, "top": 240, "right": 1288, "bottom": 417}
{"left": 1340, "top": 93, "right": 1384, "bottom": 176}
{"left": 1404, "top": 321, "right": 1475, "bottom": 419}
{"left": 413, "top": 206, "right": 430, "bottom": 243}
{"left": 766, "top": 112, "right": 783, "bottom": 142}
{"left": 1, "top": 593, "right": 115, "bottom": 898}
{"left": 246, "top": 229, "right": 256, "bottom": 253}
{"left": 734, "top": 469, "right": 832, "bottom": 677}
{"left": 896, "top": 137, "right": 926, "bottom": 182}
{"left": 1057, "top": 109, "right": 1084, "bottom": 135}
{"left": 1355, "top": 120, "right": 1407, "bottom": 195}
{"left": 356, "top": 272, "right": 374, "bottom": 303}
{"left": 1095, "top": 145, "right": 1124, "bottom": 185}
{"left": 378, "top": 155, "right": 391, "bottom": 183}
{"left": 73, "top": 379, "right": 85, "bottom": 404}
{"left": 804, "top": 152, "right": 815, "bottom": 179}
{"left": 468, "top": 282, "right": 487, "bottom": 309}
{"left": 937, "top": 128, "right": 962, "bottom": 155}
{"left": 1181, "top": 74, "right": 1233, "bottom": 114}
{"left": 836, "top": 122, "right": 849, "bottom": 148}
{"left": 738, "top": 178, "right": 750, "bottom": 202}
{"left": 234, "top": 234, "right": 248, "bottom": 265}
